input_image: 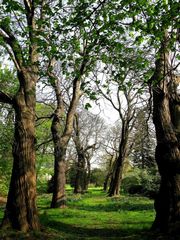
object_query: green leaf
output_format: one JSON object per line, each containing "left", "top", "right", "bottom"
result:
{"left": 84, "top": 103, "right": 92, "bottom": 110}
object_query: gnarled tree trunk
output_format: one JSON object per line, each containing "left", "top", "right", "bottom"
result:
{"left": 50, "top": 78, "right": 81, "bottom": 208}
{"left": 108, "top": 155, "right": 124, "bottom": 196}
{"left": 108, "top": 121, "right": 129, "bottom": 196}
{"left": 73, "top": 114, "right": 87, "bottom": 194}
{"left": 74, "top": 150, "right": 86, "bottom": 194}
{"left": 151, "top": 35, "right": 180, "bottom": 233}
{"left": 51, "top": 139, "right": 68, "bottom": 208}
{"left": 49, "top": 38, "right": 93, "bottom": 207}
{"left": 1, "top": 73, "right": 39, "bottom": 231}
{"left": 103, "top": 154, "right": 115, "bottom": 192}
{"left": 49, "top": 76, "right": 68, "bottom": 208}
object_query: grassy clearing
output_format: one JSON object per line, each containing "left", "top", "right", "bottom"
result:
{"left": 0, "top": 187, "right": 167, "bottom": 239}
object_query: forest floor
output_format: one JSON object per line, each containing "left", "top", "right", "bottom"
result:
{"left": 0, "top": 187, "right": 176, "bottom": 239}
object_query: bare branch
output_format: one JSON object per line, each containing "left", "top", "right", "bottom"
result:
{"left": 84, "top": 143, "right": 96, "bottom": 152}
{"left": 36, "top": 138, "right": 53, "bottom": 150}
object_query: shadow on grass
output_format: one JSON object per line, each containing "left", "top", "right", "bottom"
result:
{"left": 39, "top": 217, "right": 155, "bottom": 240}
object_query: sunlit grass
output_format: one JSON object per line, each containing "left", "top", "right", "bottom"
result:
{"left": 0, "top": 186, "right": 162, "bottom": 239}
{"left": 37, "top": 187, "right": 155, "bottom": 239}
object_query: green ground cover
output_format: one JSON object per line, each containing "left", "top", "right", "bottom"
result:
{"left": 0, "top": 187, "right": 169, "bottom": 239}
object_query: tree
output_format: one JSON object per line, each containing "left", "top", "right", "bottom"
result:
{"left": 73, "top": 109, "right": 105, "bottom": 193}
{"left": 130, "top": 108, "right": 156, "bottom": 169}
{"left": 151, "top": 33, "right": 180, "bottom": 232}
{"left": 94, "top": 52, "right": 146, "bottom": 196}
{"left": 47, "top": 46, "right": 97, "bottom": 207}
{"left": 100, "top": 124, "right": 120, "bottom": 192}
{"left": 119, "top": 0, "right": 180, "bottom": 232}
{"left": 103, "top": 0, "right": 179, "bottom": 230}
{"left": 90, "top": 168, "right": 106, "bottom": 187}
{"left": 0, "top": 0, "right": 52, "bottom": 231}
{"left": 43, "top": 0, "right": 111, "bottom": 207}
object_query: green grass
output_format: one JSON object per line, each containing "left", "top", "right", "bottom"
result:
{"left": 0, "top": 187, "right": 166, "bottom": 239}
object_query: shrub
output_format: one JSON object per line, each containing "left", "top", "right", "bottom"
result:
{"left": 121, "top": 167, "right": 160, "bottom": 198}
{"left": 90, "top": 168, "right": 106, "bottom": 187}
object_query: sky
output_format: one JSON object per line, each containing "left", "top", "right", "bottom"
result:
{"left": 89, "top": 98, "right": 119, "bottom": 125}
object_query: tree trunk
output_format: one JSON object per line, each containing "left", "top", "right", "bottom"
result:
{"left": 73, "top": 113, "right": 90, "bottom": 194}
{"left": 49, "top": 68, "right": 82, "bottom": 208}
{"left": 103, "top": 155, "right": 114, "bottom": 192}
{"left": 1, "top": 79, "right": 39, "bottom": 231}
{"left": 50, "top": 109, "right": 68, "bottom": 208}
{"left": 151, "top": 36, "right": 180, "bottom": 233}
{"left": 51, "top": 144, "right": 67, "bottom": 208}
{"left": 103, "top": 173, "right": 112, "bottom": 192}
{"left": 84, "top": 158, "right": 91, "bottom": 191}
{"left": 74, "top": 151, "right": 86, "bottom": 194}
{"left": 152, "top": 84, "right": 180, "bottom": 232}
{"left": 108, "top": 122, "right": 129, "bottom": 197}
{"left": 108, "top": 156, "right": 124, "bottom": 196}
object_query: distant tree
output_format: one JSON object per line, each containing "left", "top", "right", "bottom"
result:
{"left": 96, "top": 64, "right": 145, "bottom": 196}
{"left": 130, "top": 108, "right": 156, "bottom": 169}
{"left": 103, "top": 154, "right": 115, "bottom": 192}
{"left": 73, "top": 110, "right": 105, "bottom": 193}
{"left": 0, "top": 67, "right": 19, "bottom": 193}
{"left": 90, "top": 168, "right": 106, "bottom": 187}
{"left": 100, "top": 124, "right": 120, "bottom": 192}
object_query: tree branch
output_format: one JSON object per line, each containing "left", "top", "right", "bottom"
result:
{"left": 0, "top": 91, "right": 13, "bottom": 105}
{"left": 36, "top": 138, "right": 53, "bottom": 150}
{"left": 84, "top": 143, "right": 96, "bottom": 152}
{"left": 3, "top": 44, "right": 21, "bottom": 71}
{"left": 0, "top": 26, "right": 23, "bottom": 70}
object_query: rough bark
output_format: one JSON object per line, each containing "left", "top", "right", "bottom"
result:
{"left": 1, "top": 72, "right": 39, "bottom": 231}
{"left": 74, "top": 150, "right": 86, "bottom": 194}
{"left": 48, "top": 75, "right": 68, "bottom": 208}
{"left": 103, "top": 155, "right": 114, "bottom": 192}
{"left": 108, "top": 121, "right": 129, "bottom": 196}
{"left": 50, "top": 110, "right": 67, "bottom": 208}
{"left": 51, "top": 142, "right": 67, "bottom": 208}
{"left": 108, "top": 156, "right": 123, "bottom": 196}
{"left": 0, "top": 0, "right": 42, "bottom": 231}
{"left": 73, "top": 114, "right": 86, "bottom": 194}
{"left": 151, "top": 35, "right": 180, "bottom": 233}
{"left": 50, "top": 75, "right": 82, "bottom": 208}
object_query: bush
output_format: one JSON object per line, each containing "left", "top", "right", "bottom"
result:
{"left": 128, "top": 185, "right": 143, "bottom": 194}
{"left": 121, "top": 167, "right": 160, "bottom": 198}
{"left": 90, "top": 168, "right": 106, "bottom": 187}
